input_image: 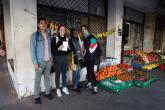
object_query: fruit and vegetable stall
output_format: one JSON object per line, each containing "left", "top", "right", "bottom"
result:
{"left": 96, "top": 50, "right": 165, "bottom": 94}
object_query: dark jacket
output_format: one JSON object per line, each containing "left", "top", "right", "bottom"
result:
{"left": 51, "top": 35, "right": 71, "bottom": 57}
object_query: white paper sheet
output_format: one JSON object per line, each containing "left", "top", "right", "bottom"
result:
{"left": 62, "top": 41, "right": 68, "bottom": 51}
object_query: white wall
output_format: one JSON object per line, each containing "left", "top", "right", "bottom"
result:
{"left": 106, "top": 0, "right": 124, "bottom": 64}
{"left": 7, "top": 0, "right": 37, "bottom": 98}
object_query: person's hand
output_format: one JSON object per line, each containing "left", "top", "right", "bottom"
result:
{"left": 58, "top": 45, "right": 64, "bottom": 51}
{"left": 34, "top": 64, "right": 39, "bottom": 69}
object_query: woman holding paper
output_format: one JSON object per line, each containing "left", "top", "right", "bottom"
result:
{"left": 51, "top": 25, "right": 71, "bottom": 97}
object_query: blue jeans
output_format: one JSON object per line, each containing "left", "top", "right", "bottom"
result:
{"left": 72, "top": 64, "right": 81, "bottom": 88}
{"left": 34, "top": 60, "right": 52, "bottom": 98}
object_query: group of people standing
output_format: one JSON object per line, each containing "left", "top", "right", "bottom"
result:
{"left": 30, "top": 18, "right": 100, "bottom": 104}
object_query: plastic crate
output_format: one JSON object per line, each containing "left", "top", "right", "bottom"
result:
{"left": 160, "top": 64, "right": 165, "bottom": 71}
{"left": 99, "top": 76, "right": 134, "bottom": 93}
{"left": 133, "top": 75, "right": 157, "bottom": 88}
{"left": 131, "top": 61, "right": 144, "bottom": 69}
{"left": 140, "top": 68, "right": 157, "bottom": 73}
{"left": 109, "top": 76, "right": 117, "bottom": 80}
{"left": 149, "top": 74, "right": 157, "bottom": 83}
{"left": 124, "top": 81, "right": 134, "bottom": 89}
{"left": 99, "top": 78, "right": 121, "bottom": 93}
{"left": 109, "top": 79, "right": 133, "bottom": 90}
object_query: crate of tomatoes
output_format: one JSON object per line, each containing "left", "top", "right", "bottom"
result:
{"left": 133, "top": 70, "right": 157, "bottom": 88}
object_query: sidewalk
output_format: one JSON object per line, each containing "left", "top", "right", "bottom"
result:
{"left": 0, "top": 57, "right": 165, "bottom": 110}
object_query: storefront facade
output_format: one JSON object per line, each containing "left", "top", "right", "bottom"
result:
{"left": 1, "top": 0, "right": 162, "bottom": 98}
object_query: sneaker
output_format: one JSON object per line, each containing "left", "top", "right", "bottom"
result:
{"left": 35, "top": 97, "right": 41, "bottom": 104}
{"left": 45, "top": 93, "right": 54, "bottom": 100}
{"left": 86, "top": 82, "right": 92, "bottom": 89}
{"left": 56, "top": 89, "right": 62, "bottom": 97}
{"left": 62, "top": 87, "right": 70, "bottom": 95}
{"left": 93, "top": 87, "right": 98, "bottom": 94}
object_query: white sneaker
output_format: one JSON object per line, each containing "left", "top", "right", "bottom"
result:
{"left": 86, "top": 82, "right": 92, "bottom": 89}
{"left": 62, "top": 87, "right": 70, "bottom": 95}
{"left": 93, "top": 87, "right": 98, "bottom": 94}
{"left": 56, "top": 89, "right": 62, "bottom": 97}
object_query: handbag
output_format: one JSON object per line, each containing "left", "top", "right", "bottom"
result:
{"left": 71, "top": 52, "right": 77, "bottom": 71}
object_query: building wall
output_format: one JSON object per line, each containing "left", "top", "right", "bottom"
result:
{"left": 106, "top": 0, "right": 159, "bottom": 61}
{"left": 162, "top": 23, "right": 165, "bottom": 52}
{"left": 2, "top": 0, "right": 18, "bottom": 95}
{"left": 2, "top": 0, "right": 13, "bottom": 59}
{"left": 124, "top": 0, "right": 158, "bottom": 53}
{"left": 2, "top": 0, "right": 160, "bottom": 98}
{"left": 106, "top": 0, "right": 116, "bottom": 58}
{"left": 3, "top": 0, "right": 87, "bottom": 98}
{"left": 124, "top": 0, "right": 159, "bottom": 13}
{"left": 2, "top": 0, "right": 38, "bottom": 98}
{"left": 106, "top": 0, "right": 123, "bottom": 64}
{"left": 143, "top": 13, "right": 156, "bottom": 52}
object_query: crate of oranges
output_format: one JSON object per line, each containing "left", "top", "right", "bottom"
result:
{"left": 96, "top": 65, "right": 124, "bottom": 81}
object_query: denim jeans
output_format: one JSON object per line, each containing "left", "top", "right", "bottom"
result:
{"left": 34, "top": 60, "right": 52, "bottom": 98}
{"left": 72, "top": 64, "right": 81, "bottom": 88}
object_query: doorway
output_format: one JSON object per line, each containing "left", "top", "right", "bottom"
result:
{"left": 122, "top": 21, "right": 144, "bottom": 51}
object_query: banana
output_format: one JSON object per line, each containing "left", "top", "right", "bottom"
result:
{"left": 142, "top": 64, "right": 159, "bottom": 70}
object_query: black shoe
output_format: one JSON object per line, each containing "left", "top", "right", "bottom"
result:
{"left": 45, "top": 94, "right": 54, "bottom": 100}
{"left": 77, "top": 84, "right": 83, "bottom": 89}
{"left": 73, "top": 88, "right": 82, "bottom": 93}
{"left": 35, "top": 97, "right": 41, "bottom": 104}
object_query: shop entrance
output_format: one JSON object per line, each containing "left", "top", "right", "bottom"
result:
{"left": 122, "top": 21, "right": 144, "bottom": 51}
{"left": 122, "top": 7, "right": 144, "bottom": 52}
{"left": 154, "top": 17, "right": 165, "bottom": 52}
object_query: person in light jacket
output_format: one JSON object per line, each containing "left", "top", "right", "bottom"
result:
{"left": 30, "top": 18, "right": 54, "bottom": 104}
